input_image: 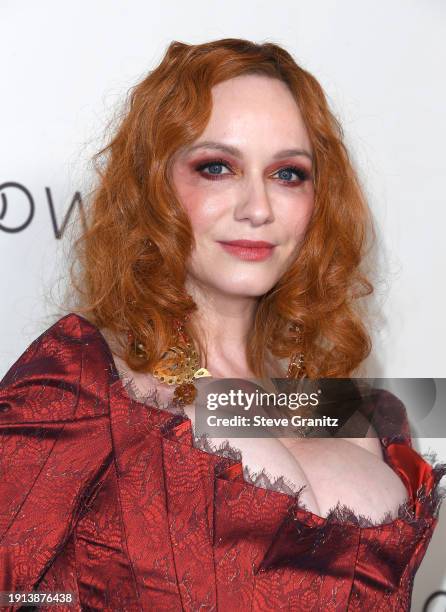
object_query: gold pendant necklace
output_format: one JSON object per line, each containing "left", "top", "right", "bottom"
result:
{"left": 128, "top": 319, "right": 304, "bottom": 408}
{"left": 152, "top": 342, "right": 212, "bottom": 406}
{"left": 128, "top": 320, "right": 212, "bottom": 407}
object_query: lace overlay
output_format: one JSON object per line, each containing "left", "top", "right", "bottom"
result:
{"left": 119, "top": 372, "right": 446, "bottom": 528}
{"left": 3, "top": 311, "right": 446, "bottom": 611}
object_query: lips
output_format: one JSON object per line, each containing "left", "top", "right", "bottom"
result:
{"left": 217, "top": 239, "right": 276, "bottom": 261}
{"left": 220, "top": 240, "right": 275, "bottom": 248}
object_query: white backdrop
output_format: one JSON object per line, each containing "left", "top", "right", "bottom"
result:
{"left": 1, "top": 1, "right": 445, "bottom": 609}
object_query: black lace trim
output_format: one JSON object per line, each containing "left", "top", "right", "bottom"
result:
{"left": 120, "top": 375, "right": 446, "bottom": 528}
{"left": 193, "top": 429, "right": 446, "bottom": 527}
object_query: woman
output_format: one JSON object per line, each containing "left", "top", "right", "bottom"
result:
{"left": 1, "top": 38, "right": 445, "bottom": 611}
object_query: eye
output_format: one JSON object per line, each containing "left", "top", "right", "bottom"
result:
{"left": 195, "top": 159, "right": 232, "bottom": 180}
{"left": 273, "top": 166, "right": 310, "bottom": 184}
{"left": 194, "top": 159, "right": 311, "bottom": 184}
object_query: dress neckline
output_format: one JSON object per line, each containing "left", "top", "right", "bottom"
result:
{"left": 73, "top": 312, "right": 446, "bottom": 530}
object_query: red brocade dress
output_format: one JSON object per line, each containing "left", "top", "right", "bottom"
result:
{"left": 0, "top": 313, "right": 445, "bottom": 612}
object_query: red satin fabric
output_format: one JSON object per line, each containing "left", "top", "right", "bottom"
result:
{"left": 386, "top": 442, "right": 437, "bottom": 520}
{"left": 0, "top": 313, "right": 444, "bottom": 611}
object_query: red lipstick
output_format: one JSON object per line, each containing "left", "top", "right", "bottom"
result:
{"left": 217, "top": 239, "right": 276, "bottom": 261}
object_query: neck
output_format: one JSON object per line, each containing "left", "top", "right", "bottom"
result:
{"left": 185, "top": 279, "right": 258, "bottom": 378}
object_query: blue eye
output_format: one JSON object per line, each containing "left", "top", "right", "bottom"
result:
{"left": 274, "top": 167, "right": 309, "bottom": 182}
{"left": 196, "top": 159, "right": 231, "bottom": 178}
{"left": 195, "top": 159, "right": 310, "bottom": 184}
{"left": 207, "top": 163, "right": 226, "bottom": 174}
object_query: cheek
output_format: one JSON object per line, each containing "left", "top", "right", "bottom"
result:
{"left": 172, "top": 172, "right": 205, "bottom": 228}
{"left": 283, "top": 189, "right": 315, "bottom": 239}
{"left": 172, "top": 174, "right": 226, "bottom": 235}
{"left": 300, "top": 196, "right": 315, "bottom": 230}
{"left": 176, "top": 186, "right": 220, "bottom": 236}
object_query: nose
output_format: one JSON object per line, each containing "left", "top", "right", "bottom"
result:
{"left": 233, "top": 177, "right": 275, "bottom": 226}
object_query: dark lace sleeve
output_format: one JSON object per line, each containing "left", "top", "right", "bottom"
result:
{"left": 0, "top": 315, "right": 113, "bottom": 602}
{"left": 366, "top": 388, "right": 446, "bottom": 520}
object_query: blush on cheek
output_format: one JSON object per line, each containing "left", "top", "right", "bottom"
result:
{"left": 170, "top": 161, "right": 201, "bottom": 208}
{"left": 172, "top": 182, "right": 200, "bottom": 218}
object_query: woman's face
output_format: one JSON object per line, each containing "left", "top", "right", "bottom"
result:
{"left": 170, "top": 74, "right": 315, "bottom": 300}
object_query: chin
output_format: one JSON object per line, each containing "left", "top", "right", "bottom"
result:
{"left": 187, "top": 264, "right": 280, "bottom": 298}
{"left": 212, "top": 278, "right": 277, "bottom": 298}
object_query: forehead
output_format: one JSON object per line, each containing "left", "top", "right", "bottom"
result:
{"left": 211, "top": 73, "right": 295, "bottom": 104}
{"left": 201, "top": 74, "right": 312, "bottom": 152}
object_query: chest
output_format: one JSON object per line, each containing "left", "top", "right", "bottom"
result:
{"left": 186, "top": 404, "right": 409, "bottom": 523}
{"left": 112, "top": 355, "right": 409, "bottom": 524}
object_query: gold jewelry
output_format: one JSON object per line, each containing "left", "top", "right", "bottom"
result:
{"left": 127, "top": 317, "right": 211, "bottom": 407}
{"left": 128, "top": 319, "right": 305, "bottom": 407}
{"left": 286, "top": 322, "right": 305, "bottom": 378}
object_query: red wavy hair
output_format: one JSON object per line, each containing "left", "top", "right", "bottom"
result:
{"left": 67, "top": 38, "right": 375, "bottom": 378}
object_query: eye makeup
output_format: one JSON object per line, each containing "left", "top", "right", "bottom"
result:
{"left": 194, "top": 158, "right": 233, "bottom": 181}
{"left": 193, "top": 157, "right": 312, "bottom": 185}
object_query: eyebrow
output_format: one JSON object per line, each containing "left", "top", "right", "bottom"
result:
{"left": 184, "top": 140, "right": 313, "bottom": 162}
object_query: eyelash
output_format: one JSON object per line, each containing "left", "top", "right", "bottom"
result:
{"left": 195, "top": 158, "right": 310, "bottom": 184}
